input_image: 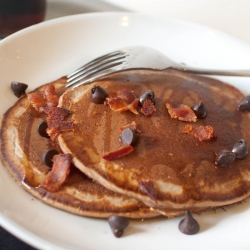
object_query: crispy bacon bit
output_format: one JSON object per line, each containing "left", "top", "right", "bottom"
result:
{"left": 46, "top": 126, "right": 61, "bottom": 142}
{"left": 106, "top": 89, "right": 139, "bottom": 114}
{"left": 193, "top": 125, "right": 214, "bottom": 141}
{"left": 45, "top": 106, "right": 75, "bottom": 141}
{"left": 43, "top": 107, "right": 71, "bottom": 120}
{"left": 166, "top": 98, "right": 197, "bottom": 122}
{"left": 43, "top": 83, "right": 59, "bottom": 107}
{"left": 46, "top": 119, "right": 76, "bottom": 141}
{"left": 119, "top": 121, "right": 137, "bottom": 131}
{"left": 46, "top": 119, "right": 76, "bottom": 131}
{"left": 41, "top": 154, "right": 72, "bottom": 192}
{"left": 27, "top": 92, "right": 46, "bottom": 112}
{"left": 141, "top": 99, "right": 156, "bottom": 117}
{"left": 119, "top": 89, "right": 136, "bottom": 104}
{"left": 182, "top": 124, "right": 193, "bottom": 134}
{"left": 139, "top": 180, "right": 157, "bottom": 202}
{"left": 182, "top": 124, "right": 215, "bottom": 141}
{"left": 28, "top": 83, "right": 76, "bottom": 140}
{"left": 27, "top": 83, "right": 59, "bottom": 111}
{"left": 102, "top": 145, "right": 134, "bottom": 161}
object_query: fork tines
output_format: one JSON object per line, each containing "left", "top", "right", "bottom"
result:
{"left": 66, "top": 50, "right": 126, "bottom": 88}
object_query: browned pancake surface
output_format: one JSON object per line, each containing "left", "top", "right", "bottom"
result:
{"left": 58, "top": 69, "right": 250, "bottom": 209}
{"left": 0, "top": 77, "right": 161, "bottom": 218}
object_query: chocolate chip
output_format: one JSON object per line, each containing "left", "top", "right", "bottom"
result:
{"left": 232, "top": 139, "right": 248, "bottom": 159}
{"left": 91, "top": 85, "right": 108, "bottom": 104}
{"left": 37, "top": 121, "right": 50, "bottom": 138}
{"left": 42, "top": 149, "right": 59, "bottom": 168}
{"left": 178, "top": 211, "right": 200, "bottom": 235}
{"left": 139, "top": 180, "right": 157, "bottom": 202}
{"left": 237, "top": 95, "right": 250, "bottom": 111}
{"left": 139, "top": 90, "right": 155, "bottom": 106}
{"left": 214, "top": 149, "right": 235, "bottom": 167}
{"left": 11, "top": 81, "right": 28, "bottom": 98}
{"left": 108, "top": 215, "right": 129, "bottom": 238}
{"left": 119, "top": 128, "right": 140, "bottom": 146}
{"left": 192, "top": 102, "right": 207, "bottom": 119}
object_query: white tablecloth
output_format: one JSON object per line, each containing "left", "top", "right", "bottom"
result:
{"left": 46, "top": 0, "right": 250, "bottom": 45}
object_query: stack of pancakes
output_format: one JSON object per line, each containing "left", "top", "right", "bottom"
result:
{"left": 1, "top": 69, "right": 250, "bottom": 219}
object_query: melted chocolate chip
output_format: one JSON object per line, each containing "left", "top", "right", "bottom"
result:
{"left": 232, "top": 139, "right": 248, "bottom": 159}
{"left": 42, "top": 149, "right": 59, "bottom": 168}
{"left": 119, "top": 128, "right": 140, "bottom": 146}
{"left": 139, "top": 90, "right": 155, "bottom": 106}
{"left": 11, "top": 81, "right": 28, "bottom": 98}
{"left": 37, "top": 121, "right": 50, "bottom": 138}
{"left": 178, "top": 211, "right": 200, "bottom": 235}
{"left": 108, "top": 215, "right": 129, "bottom": 238}
{"left": 214, "top": 149, "right": 235, "bottom": 167}
{"left": 192, "top": 102, "right": 207, "bottom": 119}
{"left": 91, "top": 86, "right": 108, "bottom": 104}
{"left": 237, "top": 95, "right": 250, "bottom": 111}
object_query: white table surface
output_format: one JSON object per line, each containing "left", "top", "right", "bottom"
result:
{"left": 46, "top": 0, "right": 250, "bottom": 46}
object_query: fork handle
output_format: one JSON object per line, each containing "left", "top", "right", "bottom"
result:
{"left": 174, "top": 66, "right": 250, "bottom": 77}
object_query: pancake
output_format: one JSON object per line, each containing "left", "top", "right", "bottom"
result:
{"left": 0, "top": 77, "right": 162, "bottom": 219}
{"left": 58, "top": 69, "right": 250, "bottom": 210}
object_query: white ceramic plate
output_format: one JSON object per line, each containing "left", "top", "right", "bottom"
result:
{"left": 1, "top": 12, "right": 250, "bottom": 250}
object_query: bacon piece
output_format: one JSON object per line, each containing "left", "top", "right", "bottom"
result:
{"left": 166, "top": 98, "right": 197, "bottom": 122}
{"left": 46, "top": 119, "right": 76, "bottom": 131}
{"left": 193, "top": 125, "right": 214, "bottom": 141}
{"left": 46, "top": 127, "right": 61, "bottom": 142}
{"left": 182, "top": 124, "right": 215, "bottom": 141}
{"left": 102, "top": 145, "right": 134, "bottom": 161}
{"left": 139, "top": 180, "right": 157, "bottom": 202}
{"left": 28, "top": 83, "right": 76, "bottom": 140}
{"left": 28, "top": 83, "right": 59, "bottom": 111}
{"left": 41, "top": 154, "right": 72, "bottom": 192}
{"left": 141, "top": 99, "right": 156, "bottom": 117}
{"left": 45, "top": 106, "right": 75, "bottom": 141}
{"left": 44, "top": 83, "right": 59, "bottom": 107}
{"left": 27, "top": 92, "right": 46, "bottom": 112}
{"left": 119, "top": 89, "right": 136, "bottom": 104}
{"left": 119, "top": 121, "right": 137, "bottom": 131}
{"left": 182, "top": 124, "right": 193, "bottom": 134}
{"left": 106, "top": 97, "right": 126, "bottom": 109}
{"left": 43, "top": 107, "right": 71, "bottom": 120}
{"left": 106, "top": 89, "right": 139, "bottom": 114}
{"left": 46, "top": 119, "right": 76, "bottom": 141}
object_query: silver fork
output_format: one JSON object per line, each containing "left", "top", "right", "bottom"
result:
{"left": 66, "top": 45, "right": 250, "bottom": 88}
